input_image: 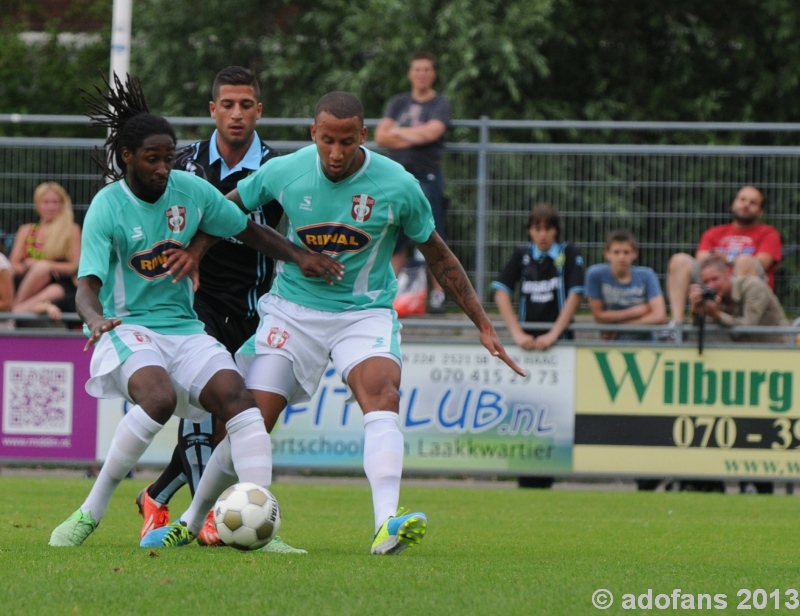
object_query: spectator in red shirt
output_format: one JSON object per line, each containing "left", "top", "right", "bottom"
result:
{"left": 665, "top": 185, "right": 782, "bottom": 327}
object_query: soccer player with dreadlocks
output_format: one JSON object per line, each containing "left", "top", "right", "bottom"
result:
{"left": 134, "top": 66, "right": 304, "bottom": 554}
{"left": 49, "top": 74, "right": 343, "bottom": 547}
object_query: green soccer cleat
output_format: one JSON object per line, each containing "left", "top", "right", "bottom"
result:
{"left": 140, "top": 521, "right": 195, "bottom": 548}
{"left": 49, "top": 509, "right": 99, "bottom": 547}
{"left": 257, "top": 535, "right": 308, "bottom": 554}
{"left": 370, "top": 507, "right": 428, "bottom": 555}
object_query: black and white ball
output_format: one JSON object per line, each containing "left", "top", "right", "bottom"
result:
{"left": 213, "top": 482, "right": 281, "bottom": 551}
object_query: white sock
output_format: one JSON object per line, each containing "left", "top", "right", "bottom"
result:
{"left": 179, "top": 408, "right": 272, "bottom": 535}
{"left": 226, "top": 407, "right": 273, "bottom": 487}
{"left": 181, "top": 436, "right": 237, "bottom": 535}
{"left": 81, "top": 405, "right": 162, "bottom": 521}
{"left": 363, "top": 411, "right": 404, "bottom": 532}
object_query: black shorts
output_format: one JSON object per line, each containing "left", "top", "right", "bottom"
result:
{"left": 193, "top": 296, "right": 260, "bottom": 356}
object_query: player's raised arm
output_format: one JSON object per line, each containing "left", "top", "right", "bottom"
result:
{"left": 417, "top": 231, "right": 525, "bottom": 376}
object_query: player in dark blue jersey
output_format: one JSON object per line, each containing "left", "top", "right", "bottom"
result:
{"left": 134, "top": 66, "right": 303, "bottom": 553}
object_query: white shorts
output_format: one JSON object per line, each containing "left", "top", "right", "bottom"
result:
{"left": 236, "top": 294, "right": 402, "bottom": 404}
{"left": 87, "top": 324, "right": 237, "bottom": 421}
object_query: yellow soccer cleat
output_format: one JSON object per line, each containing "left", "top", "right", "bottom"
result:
{"left": 370, "top": 507, "right": 428, "bottom": 555}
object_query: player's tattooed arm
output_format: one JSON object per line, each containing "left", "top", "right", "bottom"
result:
{"left": 76, "top": 275, "right": 122, "bottom": 351}
{"left": 419, "top": 232, "right": 483, "bottom": 320}
{"left": 418, "top": 232, "right": 525, "bottom": 377}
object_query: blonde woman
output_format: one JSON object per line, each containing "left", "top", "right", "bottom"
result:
{"left": 10, "top": 182, "right": 81, "bottom": 314}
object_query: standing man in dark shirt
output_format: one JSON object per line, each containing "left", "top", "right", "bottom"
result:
{"left": 134, "top": 66, "right": 304, "bottom": 554}
{"left": 375, "top": 51, "right": 451, "bottom": 313}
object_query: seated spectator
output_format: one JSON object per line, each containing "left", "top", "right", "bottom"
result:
{"left": 690, "top": 255, "right": 789, "bottom": 343}
{"left": 17, "top": 292, "right": 77, "bottom": 328}
{"left": 493, "top": 203, "right": 585, "bottom": 351}
{"left": 9, "top": 182, "right": 81, "bottom": 316}
{"left": 586, "top": 229, "right": 666, "bottom": 491}
{"left": 666, "top": 185, "right": 781, "bottom": 330}
{"left": 586, "top": 229, "right": 666, "bottom": 341}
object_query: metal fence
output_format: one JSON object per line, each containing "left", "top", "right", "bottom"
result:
{"left": 2, "top": 116, "right": 800, "bottom": 312}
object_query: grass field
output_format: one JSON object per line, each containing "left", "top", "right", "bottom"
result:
{"left": 2, "top": 476, "right": 799, "bottom": 615}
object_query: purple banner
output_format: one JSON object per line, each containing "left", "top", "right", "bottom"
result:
{"left": 0, "top": 334, "right": 97, "bottom": 461}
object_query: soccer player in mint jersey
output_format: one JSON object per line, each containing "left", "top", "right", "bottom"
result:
{"left": 143, "top": 91, "right": 525, "bottom": 555}
{"left": 133, "top": 67, "right": 303, "bottom": 554}
{"left": 49, "top": 74, "right": 342, "bottom": 548}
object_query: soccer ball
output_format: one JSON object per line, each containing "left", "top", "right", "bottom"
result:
{"left": 213, "top": 482, "right": 281, "bottom": 551}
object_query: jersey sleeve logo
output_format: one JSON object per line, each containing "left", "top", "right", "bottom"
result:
{"left": 296, "top": 223, "right": 371, "bottom": 254}
{"left": 129, "top": 240, "right": 184, "bottom": 279}
{"left": 166, "top": 206, "right": 187, "bottom": 232}
{"left": 351, "top": 194, "right": 374, "bottom": 222}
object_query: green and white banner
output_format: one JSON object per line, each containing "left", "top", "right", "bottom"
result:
{"left": 270, "top": 343, "right": 576, "bottom": 474}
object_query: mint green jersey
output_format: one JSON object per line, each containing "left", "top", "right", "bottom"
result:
{"left": 79, "top": 170, "right": 248, "bottom": 335}
{"left": 237, "top": 145, "right": 435, "bottom": 312}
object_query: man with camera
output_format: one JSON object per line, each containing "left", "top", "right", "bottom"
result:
{"left": 666, "top": 185, "right": 782, "bottom": 330}
{"left": 690, "top": 255, "right": 789, "bottom": 343}
{"left": 691, "top": 254, "right": 789, "bottom": 495}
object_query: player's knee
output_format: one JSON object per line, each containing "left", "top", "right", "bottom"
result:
{"left": 138, "top": 390, "right": 178, "bottom": 425}
{"left": 362, "top": 386, "right": 400, "bottom": 413}
{"left": 204, "top": 384, "right": 256, "bottom": 422}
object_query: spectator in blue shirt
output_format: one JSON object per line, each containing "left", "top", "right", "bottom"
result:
{"left": 586, "top": 229, "right": 666, "bottom": 341}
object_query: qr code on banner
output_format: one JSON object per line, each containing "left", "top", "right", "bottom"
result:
{"left": 3, "top": 361, "right": 73, "bottom": 435}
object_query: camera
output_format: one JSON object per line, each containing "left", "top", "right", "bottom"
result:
{"left": 701, "top": 286, "right": 717, "bottom": 302}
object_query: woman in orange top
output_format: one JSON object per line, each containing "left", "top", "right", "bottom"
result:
{"left": 10, "top": 182, "right": 81, "bottom": 314}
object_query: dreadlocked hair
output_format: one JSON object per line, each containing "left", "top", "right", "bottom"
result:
{"left": 82, "top": 72, "right": 177, "bottom": 182}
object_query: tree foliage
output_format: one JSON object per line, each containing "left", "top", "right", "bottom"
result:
{"left": 125, "top": 0, "right": 800, "bottom": 146}
{"left": 535, "top": 0, "right": 800, "bottom": 144}
{"left": 131, "top": 0, "right": 554, "bottom": 122}
{"left": 0, "top": 0, "right": 110, "bottom": 137}
{"left": 5, "top": 0, "right": 800, "bottom": 143}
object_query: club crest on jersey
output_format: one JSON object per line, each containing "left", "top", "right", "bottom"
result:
{"left": 266, "top": 327, "right": 289, "bottom": 348}
{"left": 351, "top": 194, "right": 374, "bottom": 222}
{"left": 166, "top": 205, "right": 186, "bottom": 232}
{"left": 129, "top": 240, "right": 183, "bottom": 280}
{"left": 296, "top": 223, "right": 371, "bottom": 254}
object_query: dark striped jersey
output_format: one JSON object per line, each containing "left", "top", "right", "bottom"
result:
{"left": 173, "top": 135, "right": 283, "bottom": 319}
{"left": 491, "top": 242, "right": 585, "bottom": 338}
